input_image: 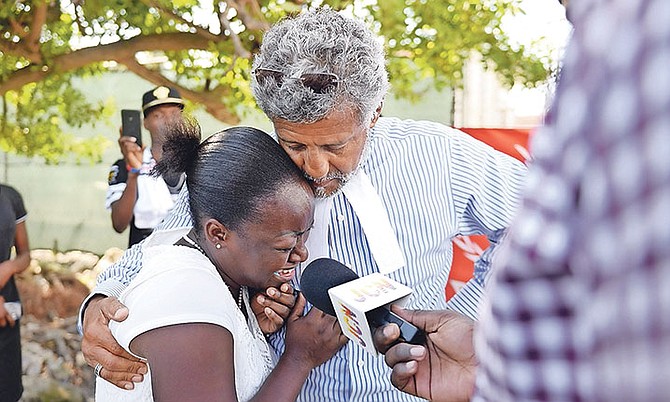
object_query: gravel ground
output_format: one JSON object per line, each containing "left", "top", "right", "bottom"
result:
{"left": 13, "top": 248, "right": 123, "bottom": 402}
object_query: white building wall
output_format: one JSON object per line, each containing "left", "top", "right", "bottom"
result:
{"left": 453, "top": 53, "right": 540, "bottom": 128}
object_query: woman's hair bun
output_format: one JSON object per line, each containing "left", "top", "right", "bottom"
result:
{"left": 153, "top": 117, "right": 202, "bottom": 178}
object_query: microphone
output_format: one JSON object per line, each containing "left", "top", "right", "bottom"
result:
{"left": 300, "top": 258, "right": 425, "bottom": 354}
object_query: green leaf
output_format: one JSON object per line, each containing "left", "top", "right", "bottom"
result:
{"left": 0, "top": 0, "right": 554, "bottom": 161}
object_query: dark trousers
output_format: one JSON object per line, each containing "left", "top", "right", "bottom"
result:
{"left": 0, "top": 322, "right": 23, "bottom": 402}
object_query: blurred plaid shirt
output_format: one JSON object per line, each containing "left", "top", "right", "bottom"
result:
{"left": 475, "top": 0, "right": 670, "bottom": 400}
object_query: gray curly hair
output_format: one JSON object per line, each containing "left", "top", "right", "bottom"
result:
{"left": 251, "top": 8, "right": 389, "bottom": 125}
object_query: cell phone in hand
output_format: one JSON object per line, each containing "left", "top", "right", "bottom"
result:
{"left": 121, "top": 109, "right": 142, "bottom": 148}
{"left": 4, "top": 301, "right": 22, "bottom": 320}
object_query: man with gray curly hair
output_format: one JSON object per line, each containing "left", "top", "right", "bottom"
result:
{"left": 250, "top": 9, "right": 389, "bottom": 199}
{"left": 80, "top": 8, "right": 527, "bottom": 402}
{"left": 243, "top": 9, "right": 525, "bottom": 401}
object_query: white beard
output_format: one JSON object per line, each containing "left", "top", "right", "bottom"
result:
{"left": 308, "top": 133, "right": 372, "bottom": 199}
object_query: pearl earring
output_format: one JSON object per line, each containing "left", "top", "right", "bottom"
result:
{"left": 215, "top": 243, "right": 221, "bottom": 249}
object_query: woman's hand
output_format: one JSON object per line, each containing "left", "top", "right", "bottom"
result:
{"left": 251, "top": 283, "right": 297, "bottom": 335}
{"left": 284, "top": 293, "right": 348, "bottom": 369}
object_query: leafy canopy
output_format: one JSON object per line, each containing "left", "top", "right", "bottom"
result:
{"left": 0, "top": 0, "right": 553, "bottom": 163}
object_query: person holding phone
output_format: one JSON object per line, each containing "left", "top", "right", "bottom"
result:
{"left": 0, "top": 184, "right": 31, "bottom": 402}
{"left": 105, "top": 86, "right": 186, "bottom": 247}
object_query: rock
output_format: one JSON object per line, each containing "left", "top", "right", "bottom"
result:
{"left": 15, "top": 248, "right": 122, "bottom": 402}
{"left": 20, "top": 316, "right": 94, "bottom": 401}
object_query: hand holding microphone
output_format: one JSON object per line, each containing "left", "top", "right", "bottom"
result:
{"left": 372, "top": 307, "right": 477, "bottom": 402}
{"left": 300, "top": 258, "right": 477, "bottom": 401}
{"left": 300, "top": 258, "right": 425, "bottom": 354}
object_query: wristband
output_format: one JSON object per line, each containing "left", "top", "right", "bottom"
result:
{"left": 126, "top": 165, "right": 141, "bottom": 174}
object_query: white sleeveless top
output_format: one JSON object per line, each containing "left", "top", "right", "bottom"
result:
{"left": 95, "top": 242, "right": 273, "bottom": 401}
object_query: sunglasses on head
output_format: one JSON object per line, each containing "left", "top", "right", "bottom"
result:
{"left": 253, "top": 68, "right": 339, "bottom": 94}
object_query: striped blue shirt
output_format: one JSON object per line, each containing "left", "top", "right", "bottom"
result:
{"left": 85, "top": 117, "right": 526, "bottom": 401}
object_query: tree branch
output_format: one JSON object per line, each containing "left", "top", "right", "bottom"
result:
{"left": 219, "top": 3, "right": 251, "bottom": 58}
{"left": 25, "top": 2, "right": 47, "bottom": 54}
{"left": 0, "top": 32, "right": 212, "bottom": 95}
{"left": 0, "top": 39, "right": 40, "bottom": 63}
{"left": 123, "top": 58, "right": 239, "bottom": 124}
{"left": 226, "top": 0, "right": 270, "bottom": 31}
{"left": 8, "top": 17, "right": 26, "bottom": 38}
{"left": 0, "top": 5, "right": 45, "bottom": 63}
{"left": 142, "top": 0, "right": 222, "bottom": 43}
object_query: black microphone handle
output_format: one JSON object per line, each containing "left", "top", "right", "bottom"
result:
{"left": 366, "top": 306, "right": 426, "bottom": 346}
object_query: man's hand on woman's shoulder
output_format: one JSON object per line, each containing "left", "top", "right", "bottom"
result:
{"left": 81, "top": 295, "right": 147, "bottom": 390}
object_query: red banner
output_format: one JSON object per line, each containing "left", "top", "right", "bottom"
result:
{"left": 446, "top": 127, "right": 533, "bottom": 300}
